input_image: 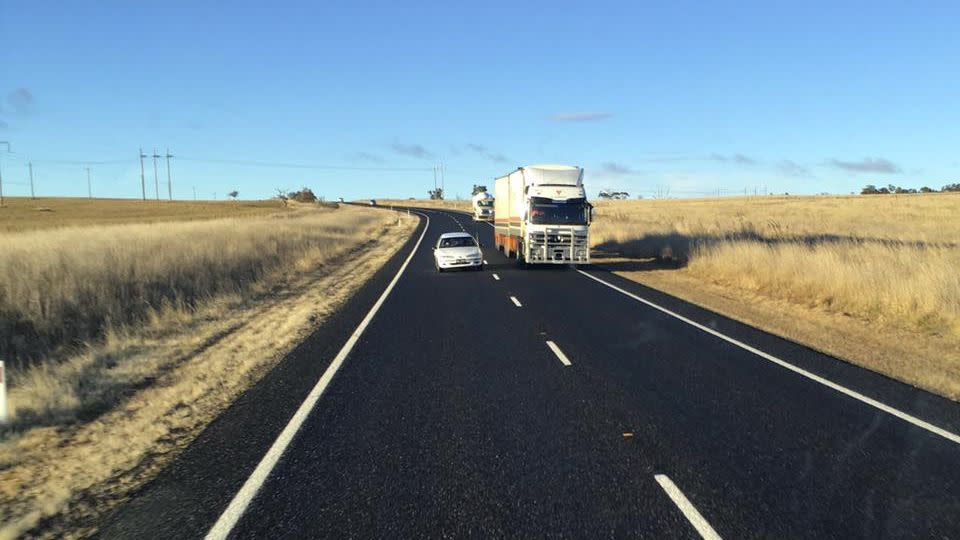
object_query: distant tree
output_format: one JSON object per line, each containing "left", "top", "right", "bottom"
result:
{"left": 942, "top": 183, "right": 960, "bottom": 192}
{"left": 920, "top": 186, "right": 935, "bottom": 193}
{"left": 228, "top": 190, "right": 239, "bottom": 200}
{"left": 428, "top": 187, "right": 444, "bottom": 200}
{"left": 471, "top": 184, "right": 488, "bottom": 195}
{"left": 275, "top": 188, "right": 289, "bottom": 207}
{"left": 288, "top": 187, "right": 318, "bottom": 203}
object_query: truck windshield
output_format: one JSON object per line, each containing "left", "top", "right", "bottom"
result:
{"left": 477, "top": 200, "right": 494, "bottom": 207}
{"left": 529, "top": 199, "right": 588, "bottom": 225}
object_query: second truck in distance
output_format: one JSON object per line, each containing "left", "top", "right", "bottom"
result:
{"left": 493, "top": 164, "right": 592, "bottom": 265}
{"left": 472, "top": 190, "right": 495, "bottom": 221}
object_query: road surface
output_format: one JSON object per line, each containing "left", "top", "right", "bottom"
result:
{"left": 99, "top": 208, "right": 960, "bottom": 539}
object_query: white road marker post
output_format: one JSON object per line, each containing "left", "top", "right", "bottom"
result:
{"left": 0, "top": 361, "right": 7, "bottom": 424}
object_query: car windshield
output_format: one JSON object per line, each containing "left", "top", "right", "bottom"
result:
{"left": 529, "top": 198, "right": 588, "bottom": 225}
{"left": 439, "top": 237, "right": 476, "bottom": 248}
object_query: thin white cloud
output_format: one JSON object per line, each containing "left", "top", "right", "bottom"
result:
{"left": 778, "top": 160, "right": 810, "bottom": 177}
{"left": 7, "top": 88, "right": 33, "bottom": 114}
{"left": 463, "top": 143, "right": 509, "bottom": 163}
{"left": 828, "top": 157, "right": 901, "bottom": 174}
{"left": 549, "top": 112, "right": 613, "bottom": 123}
{"left": 348, "top": 152, "right": 384, "bottom": 164}
{"left": 601, "top": 162, "right": 635, "bottom": 175}
{"left": 390, "top": 142, "right": 433, "bottom": 159}
{"left": 710, "top": 153, "right": 758, "bottom": 165}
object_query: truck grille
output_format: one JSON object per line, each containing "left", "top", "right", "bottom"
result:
{"left": 528, "top": 231, "right": 589, "bottom": 263}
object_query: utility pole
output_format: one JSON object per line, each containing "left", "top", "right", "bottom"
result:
{"left": 86, "top": 167, "right": 92, "bottom": 199}
{"left": 28, "top": 161, "right": 35, "bottom": 199}
{"left": 165, "top": 148, "right": 174, "bottom": 200}
{"left": 139, "top": 148, "right": 147, "bottom": 200}
{"left": 0, "top": 141, "right": 9, "bottom": 206}
{"left": 152, "top": 148, "right": 160, "bottom": 201}
{"left": 192, "top": 186, "right": 197, "bottom": 201}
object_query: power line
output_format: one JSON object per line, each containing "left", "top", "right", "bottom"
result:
{"left": 17, "top": 158, "right": 133, "bottom": 165}
{"left": 175, "top": 156, "right": 434, "bottom": 171}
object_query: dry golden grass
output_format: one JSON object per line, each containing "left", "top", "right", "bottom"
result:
{"left": 592, "top": 193, "right": 960, "bottom": 255}
{"left": 0, "top": 196, "right": 286, "bottom": 232}
{"left": 379, "top": 198, "right": 472, "bottom": 211}
{"left": 591, "top": 193, "right": 960, "bottom": 398}
{"left": 0, "top": 206, "right": 368, "bottom": 376}
{"left": 0, "top": 207, "right": 416, "bottom": 539}
{"left": 0, "top": 206, "right": 392, "bottom": 426}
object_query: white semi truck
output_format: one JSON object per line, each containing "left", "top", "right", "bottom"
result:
{"left": 472, "top": 191, "right": 495, "bottom": 221}
{"left": 493, "top": 164, "right": 591, "bottom": 265}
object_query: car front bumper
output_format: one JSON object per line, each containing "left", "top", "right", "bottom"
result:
{"left": 437, "top": 258, "right": 482, "bottom": 269}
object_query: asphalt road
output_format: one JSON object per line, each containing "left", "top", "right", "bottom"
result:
{"left": 99, "top": 208, "right": 960, "bottom": 539}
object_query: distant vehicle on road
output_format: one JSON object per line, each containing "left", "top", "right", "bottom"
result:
{"left": 472, "top": 191, "right": 495, "bottom": 221}
{"left": 368, "top": 199, "right": 377, "bottom": 206}
{"left": 433, "top": 232, "right": 483, "bottom": 272}
{"left": 494, "top": 164, "right": 592, "bottom": 265}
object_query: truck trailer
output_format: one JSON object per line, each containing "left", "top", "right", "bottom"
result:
{"left": 493, "top": 164, "right": 591, "bottom": 265}
{"left": 472, "top": 191, "right": 495, "bottom": 221}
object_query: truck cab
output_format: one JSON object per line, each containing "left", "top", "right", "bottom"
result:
{"left": 472, "top": 191, "right": 495, "bottom": 221}
{"left": 494, "top": 164, "right": 591, "bottom": 265}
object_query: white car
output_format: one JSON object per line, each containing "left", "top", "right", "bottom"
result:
{"left": 433, "top": 232, "right": 483, "bottom": 272}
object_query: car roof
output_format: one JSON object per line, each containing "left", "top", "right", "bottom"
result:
{"left": 438, "top": 232, "right": 473, "bottom": 239}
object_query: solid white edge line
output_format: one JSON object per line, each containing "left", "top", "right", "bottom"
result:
{"left": 577, "top": 269, "right": 960, "bottom": 445}
{"left": 545, "top": 340, "right": 572, "bottom": 366}
{"left": 654, "top": 474, "right": 722, "bottom": 540}
{"left": 205, "top": 212, "right": 431, "bottom": 540}
{"left": 492, "top": 273, "right": 500, "bottom": 280}
{"left": 510, "top": 296, "right": 522, "bottom": 307}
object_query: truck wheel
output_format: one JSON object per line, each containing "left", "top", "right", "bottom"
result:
{"left": 516, "top": 246, "right": 527, "bottom": 268}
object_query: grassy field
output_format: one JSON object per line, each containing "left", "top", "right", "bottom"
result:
{"left": 0, "top": 196, "right": 286, "bottom": 232}
{"left": 1, "top": 205, "right": 391, "bottom": 419}
{"left": 591, "top": 193, "right": 960, "bottom": 398}
{"left": 0, "top": 201, "right": 416, "bottom": 538}
{"left": 377, "top": 199, "right": 471, "bottom": 211}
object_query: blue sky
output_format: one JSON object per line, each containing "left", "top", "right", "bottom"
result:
{"left": 1, "top": 0, "right": 958, "bottom": 200}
